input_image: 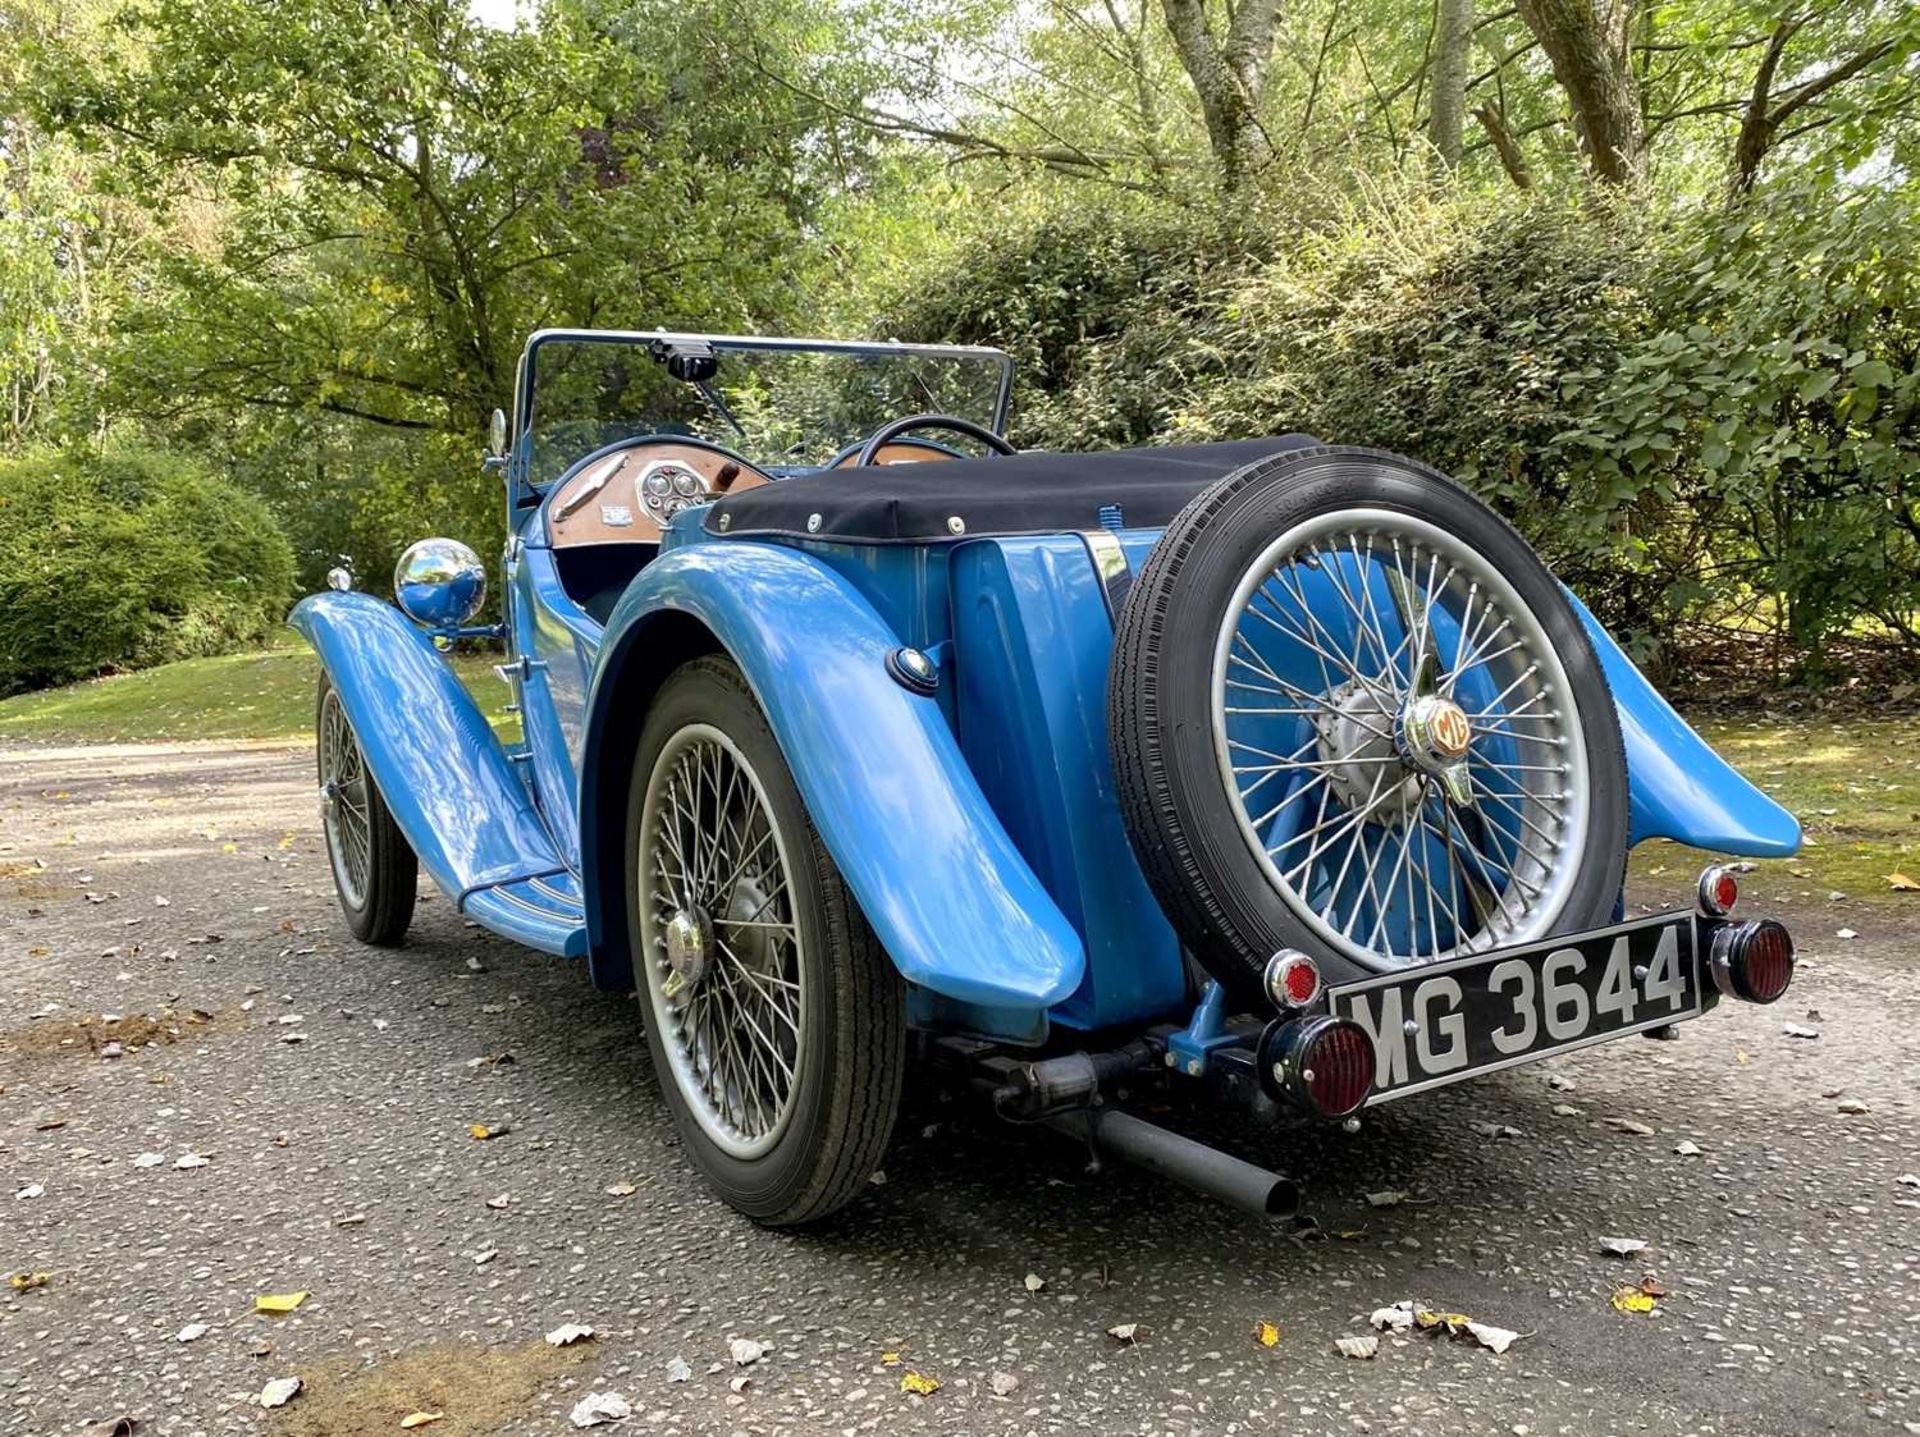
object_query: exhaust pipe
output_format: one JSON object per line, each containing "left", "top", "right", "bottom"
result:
{"left": 1049, "top": 1107, "right": 1298, "bottom": 1219}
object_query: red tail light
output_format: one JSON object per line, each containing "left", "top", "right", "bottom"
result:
{"left": 1697, "top": 865, "right": 1740, "bottom": 917}
{"left": 1266, "top": 1015, "right": 1375, "bottom": 1118}
{"left": 1709, "top": 919, "right": 1795, "bottom": 1004}
{"left": 1264, "top": 950, "right": 1323, "bottom": 1010}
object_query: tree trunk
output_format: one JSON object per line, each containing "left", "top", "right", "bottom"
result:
{"left": 1473, "top": 102, "right": 1534, "bottom": 187}
{"left": 1428, "top": 0, "right": 1474, "bottom": 169}
{"left": 1160, "top": 0, "right": 1282, "bottom": 191}
{"left": 1513, "top": 0, "right": 1644, "bottom": 184}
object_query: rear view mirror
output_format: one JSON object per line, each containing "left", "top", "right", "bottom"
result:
{"left": 487, "top": 407, "right": 509, "bottom": 458}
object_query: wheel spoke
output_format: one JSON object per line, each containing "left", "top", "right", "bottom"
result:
{"left": 637, "top": 724, "right": 808, "bottom": 1157}
{"left": 1214, "top": 514, "right": 1591, "bottom": 968}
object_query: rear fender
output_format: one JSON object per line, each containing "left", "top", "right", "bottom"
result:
{"left": 1570, "top": 594, "right": 1801, "bottom": 857}
{"left": 577, "top": 540, "right": 1085, "bottom": 1016}
{"left": 289, "top": 592, "right": 567, "bottom": 901}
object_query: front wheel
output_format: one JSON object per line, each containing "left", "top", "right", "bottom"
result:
{"left": 625, "top": 656, "right": 905, "bottom": 1225}
{"left": 316, "top": 675, "right": 417, "bottom": 946}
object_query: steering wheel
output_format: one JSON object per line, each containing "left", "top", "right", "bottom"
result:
{"left": 854, "top": 413, "right": 1016, "bottom": 468}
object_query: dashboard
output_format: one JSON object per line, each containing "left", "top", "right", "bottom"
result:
{"left": 543, "top": 435, "right": 961, "bottom": 549}
{"left": 544, "top": 441, "right": 772, "bottom": 547}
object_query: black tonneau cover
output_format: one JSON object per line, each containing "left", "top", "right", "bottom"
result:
{"left": 705, "top": 435, "right": 1318, "bottom": 544}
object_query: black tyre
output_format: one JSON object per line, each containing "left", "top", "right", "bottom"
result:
{"left": 625, "top": 656, "right": 905, "bottom": 1225}
{"left": 1109, "top": 445, "right": 1628, "bottom": 999}
{"left": 316, "top": 675, "right": 418, "bottom": 946}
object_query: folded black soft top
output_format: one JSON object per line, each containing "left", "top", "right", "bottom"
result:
{"left": 705, "top": 435, "right": 1319, "bottom": 544}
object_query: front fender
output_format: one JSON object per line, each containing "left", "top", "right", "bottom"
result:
{"left": 579, "top": 541, "right": 1086, "bottom": 1013}
{"left": 290, "top": 591, "right": 566, "bottom": 901}
{"left": 1570, "top": 595, "right": 1801, "bottom": 857}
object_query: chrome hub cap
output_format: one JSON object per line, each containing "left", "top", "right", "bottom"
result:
{"left": 637, "top": 724, "right": 806, "bottom": 1159}
{"left": 661, "top": 907, "right": 713, "bottom": 1004}
{"left": 1212, "top": 510, "right": 1588, "bottom": 970}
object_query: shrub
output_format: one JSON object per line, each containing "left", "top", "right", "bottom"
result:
{"left": 877, "top": 181, "right": 1920, "bottom": 679}
{"left": 0, "top": 446, "right": 298, "bottom": 695}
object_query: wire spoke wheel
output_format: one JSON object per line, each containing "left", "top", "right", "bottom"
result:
{"left": 314, "top": 675, "right": 416, "bottom": 946}
{"left": 1211, "top": 509, "right": 1589, "bottom": 967}
{"left": 319, "top": 687, "right": 373, "bottom": 910}
{"left": 637, "top": 722, "right": 807, "bottom": 1160}
{"left": 1110, "top": 446, "right": 1626, "bottom": 996}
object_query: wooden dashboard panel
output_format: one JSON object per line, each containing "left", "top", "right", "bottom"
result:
{"left": 831, "top": 440, "right": 959, "bottom": 469}
{"left": 546, "top": 442, "right": 770, "bottom": 547}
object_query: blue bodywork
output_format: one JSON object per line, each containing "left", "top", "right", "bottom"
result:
{"left": 294, "top": 333, "right": 1799, "bottom": 1046}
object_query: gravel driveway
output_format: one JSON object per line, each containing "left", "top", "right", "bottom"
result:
{"left": 2, "top": 740, "right": 1916, "bottom": 1436}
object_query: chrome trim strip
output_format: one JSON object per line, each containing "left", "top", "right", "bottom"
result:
{"left": 1079, "top": 530, "right": 1134, "bottom": 622}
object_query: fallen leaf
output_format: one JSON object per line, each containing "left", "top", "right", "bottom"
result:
{"left": 728, "top": 1374, "right": 752, "bottom": 1394}
{"left": 1551, "top": 1103, "right": 1583, "bottom": 1117}
{"left": 1599, "top": 1236, "right": 1648, "bottom": 1257}
{"left": 400, "top": 1413, "right": 444, "bottom": 1429}
{"left": 1837, "top": 1098, "right": 1871, "bottom": 1114}
{"left": 9, "top": 1272, "right": 51, "bottom": 1292}
{"left": 1674, "top": 1140, "right": 1703, "bottom": 1156}
{"left": 1335, "top": 1335, "right": 1378, "bottom": 1359}
{"left": 1023, "top": 1273, "right": 1045, "bottom": 1293}
{"left": 259, "top": 1377, "right": 302, "bottom": 1409}
{"left": 468, "top": 1123, "right": 509, "bottom": 1141}
{"left": 730, "top": 1337, "right": 770, "bottom": 1366}
{"left": 899, "top": 1371, "right": 941, "bottom": 1396}
{"left": 989, "top": 1371, "right": 1021, "bottom": 1396}
{"left": 485, "top": 1194, "right": 510, "bottom": 1210}
{"left": 79, "top": 1418, "right": 138, "bottom": 1437}
{"left": 880, "top": 1351, "right": 903, "bottom": 1366}
{"left": 1638, "top": 1277, "right": 1668, "bottom": 1298}
{"left": 546, "top": 1323, "right": 595, "bottom": 1347}
{"left": 666, "top": 1356, "right": 692, "bottom": 1383}
{"left": 254, "top": 1291, "right": 308, "bottom": 1314}
{"left": 14, "top": 1183, "right": 43, "bottom": 1200}
{"left": 1782, "top": 1022, "right": 1819, "bottom": 1039}
{"left": 1369, "top": 1303, "right": 1414, "bottom": 1333}
{"left": 175, "top": 1322, "right": 208, "bottom": 1342}
{"left": 604, "top": 1182, "right": 637, "bottom": 1197}
{"left": 1466, "top": 1321, "right": 1519, "bottom": 1354}
{"left": 1364, "top": 1189, "right": 1408, "bottom": 1208}
{"left": 1611, "top": 1287, "right": 1657, "bottom": 1314}
{"left": 1602, "top": 1117, "right": 1655, "bottom": 1136}
{"left": 1836, "top": 927, "right": 1859, "bottom": 940}
{"left": 1254, "top": 1321, "right": 1280, "bottom": 1347}
{"left": 174, "top": 1154, "right": 209, "bottom": 1170}
{"left": 1414, "top": 1309, "right": 1473, "bottom": 1335}
{"left": 569, "top": 1392, "right": 632, "bottom": 1428}
{"left": 1106, "top": 1322, "right": 1138, "bottom": 1343}
{"left": 1887, "top": 872, "right": 1919, "bottom": 892}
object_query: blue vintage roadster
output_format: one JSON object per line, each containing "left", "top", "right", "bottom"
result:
{"left": 294, "top": 329, "right": 1802, "bottom": 1224}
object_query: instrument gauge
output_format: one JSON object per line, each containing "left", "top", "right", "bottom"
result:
{"left": 672, "top": 470, "right": 702, "bottom": 497}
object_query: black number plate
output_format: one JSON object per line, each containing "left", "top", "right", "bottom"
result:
{"left": 1327, "top": 913, "right": 1702, "bottom": 1103}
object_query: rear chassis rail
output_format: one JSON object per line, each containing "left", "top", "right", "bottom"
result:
{"left": 937, "top": 885, "right": 1793, "bottom": 1220}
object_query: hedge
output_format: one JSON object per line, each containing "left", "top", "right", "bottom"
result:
{"left": 0, "top": 446, "right": 298, "bottom": 695}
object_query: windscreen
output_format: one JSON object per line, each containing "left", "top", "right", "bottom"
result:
{"left": 523, "top": 336, "right": 1011, "bottom": 490}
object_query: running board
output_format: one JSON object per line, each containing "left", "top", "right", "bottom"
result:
{"left": 461, "top": 870, "right": 588, "bottom": 958}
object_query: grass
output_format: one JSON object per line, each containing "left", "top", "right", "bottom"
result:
{"left": 1627, "top": 713, "right": 1920, "bottom": 906}
{"left": 0, "top": 634, "right": 518, "bottom": 745}
{"left": 3, "top": 642, "right": 1913, "bottom": 907}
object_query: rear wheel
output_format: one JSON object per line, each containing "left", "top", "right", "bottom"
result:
{"left": 316, "top": 676, "right": 417, "bottom": 946}
{"left": 625, "top": 656, "right": 905, "bottom": 1225}
{"left": 1110, "top": 446, "right": 1628, "bottom": 998}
